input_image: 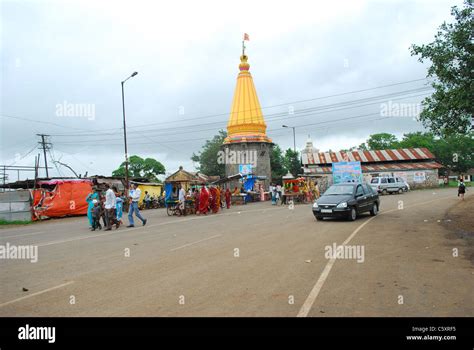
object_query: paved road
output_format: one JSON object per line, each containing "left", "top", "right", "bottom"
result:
{"left": 0, "top": 188, "right": 472, "bottom": 316}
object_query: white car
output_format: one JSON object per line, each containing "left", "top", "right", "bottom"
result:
{"left": 370, "top": 176, "right": 406, "bottom": 194}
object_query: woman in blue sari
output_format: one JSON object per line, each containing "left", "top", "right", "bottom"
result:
{"left": 86, "top": 189, "right": 100, "bottom": 227}
{"left": 114, "top": 187, "right": 124, "bottom": 224}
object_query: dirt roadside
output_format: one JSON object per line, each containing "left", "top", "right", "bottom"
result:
{"left": 443, "top": 194, "right": 474, "bottom": 265}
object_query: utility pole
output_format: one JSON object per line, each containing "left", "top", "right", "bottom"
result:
{"left": 37, "top": 134, "right": 51, "bottom": 178}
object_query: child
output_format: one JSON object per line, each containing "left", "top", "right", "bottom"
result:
{"left": 91, "top": 200, "right": 102, "bottom": 231}
{"left": 458, "top": 178, "right": 466, "bottom": 200}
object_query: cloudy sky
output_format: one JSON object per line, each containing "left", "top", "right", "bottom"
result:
{"left": 0, "top": 0, "right": 464, "bottom": 181}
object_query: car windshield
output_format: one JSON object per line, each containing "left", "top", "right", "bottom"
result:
{"left": 324, "top": 185, "right": 354, "bottom": 195}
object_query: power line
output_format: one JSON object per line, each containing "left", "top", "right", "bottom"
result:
{"left": 50, "top": 87, "right": 432, "bottom": 140}
{"left": 47, "top": 78, "right": 430, "bottom": 136}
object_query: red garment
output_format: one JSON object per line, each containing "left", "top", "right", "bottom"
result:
{"left": 209, "top": 187, "right": 218, "bottom": 213}
{"left": 198, "top": 187, "right": 209, "bottom": 214}
{"left": 225, "top": 189, "right": 231, "bottom": 209}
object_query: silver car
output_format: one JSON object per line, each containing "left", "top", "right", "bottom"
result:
{"left": 370, "top": 176, "right": 406, "bottom": 194}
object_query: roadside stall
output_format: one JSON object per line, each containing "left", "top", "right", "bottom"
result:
{"left": 282, "top": 174, "right": 308, "bottom": 204}
{"left": 164, "top": 167, "right": 216, "bottom": 216}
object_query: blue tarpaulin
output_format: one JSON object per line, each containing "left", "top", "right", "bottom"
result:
{"left": 165, "top": 183, "right": 173, "bottom": 207}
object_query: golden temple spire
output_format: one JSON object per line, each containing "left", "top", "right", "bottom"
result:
{"left": 223, "top": 51, "right": 272, "bottom": 144}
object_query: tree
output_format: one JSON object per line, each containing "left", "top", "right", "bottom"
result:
{"left": 357, "top": 143, "right": 368, "bottom": 151}
{"left": 397, "top": 132, "right": 437, "bottom": 149}
{"left": 270, "top": 144, "right": 287, "bottom": 180}
{"left": 410, "top": 1, "right": 473, "bottom": 136}
{"left": 432, "top": 133, "right": 474, "bottom": 176}
{"left": 191, "top": 130, "right": 227, "bottom": 178}
{"left": 366, "top": 133, "right": 399, "bottom": 150}
{"left": 112, "top": 155, "right": 165, "bottom": 181}
{"left": 283, "top": 148, "right": 301, "bottom": 177}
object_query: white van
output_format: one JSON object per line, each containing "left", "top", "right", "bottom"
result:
{"left": 370, "top": 176, "right": 406, "bottom": 194}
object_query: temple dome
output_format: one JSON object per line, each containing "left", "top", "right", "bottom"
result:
{"left": 224, "top": 54, "right": 272, "bottom": 144}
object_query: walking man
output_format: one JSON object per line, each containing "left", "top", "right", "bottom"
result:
{"left": 127, "top": 183, "right": 147, "bottom": 227}
{"left": 104, "top": 184, "right": 117, "bottom": 231}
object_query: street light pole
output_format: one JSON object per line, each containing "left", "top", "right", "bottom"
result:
{"left": 282, "top": 125, "right": 296, "bottom": 153}
{"left": 121, "top": 72, "right": 138, "bottom": 193}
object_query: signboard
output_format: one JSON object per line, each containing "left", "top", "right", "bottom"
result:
{"left": 394, "top": 172, "right": 408, "bottom": 182}
{"left": 332, "top": 161, "right": 363, "bottom": 184}
{"left": 414, "top": 171, "right": 426, "bottom": 183}
{"left": 239, "top": 164, "right": 253, "bottom": 175}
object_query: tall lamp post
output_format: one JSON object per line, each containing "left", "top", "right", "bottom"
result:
{"left": 121, "top": 71, "right": 138, "bottom": 193}
{"left": 282, "top": 125, "right": 296, "bottom": 153}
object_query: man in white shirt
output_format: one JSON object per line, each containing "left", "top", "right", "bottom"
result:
{"left": 178, "top": 184, "right": 186, "bottom": 216}
{"left": 104, "top": 184, "right": 117, "bottom": 231}
{"left": 127, "top": 183, "right": 147, "bottom": 227}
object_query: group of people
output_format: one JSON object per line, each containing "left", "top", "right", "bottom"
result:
{"left": 185, "top": 184, "right": 232, "bottom": 216}
{"left": 85, "top": 183, "right": 147, "bottom": 231}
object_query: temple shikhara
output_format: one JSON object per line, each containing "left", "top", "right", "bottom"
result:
{"left": 222, "top": 45, "right": 272, "bottom": 188}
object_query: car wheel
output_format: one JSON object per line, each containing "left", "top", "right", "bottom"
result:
{"left": 382, "top": 189, "right": 388, "bottom": 195}
{"left": 398, "top": 188, "right": 403, "bottom": 194}
{"left": 370, "top": 203, "right": 378, "bottom": 216}
{"left": 316, "top": 216, "right": 323, "bottom": 221}
{"left": 348, "top": 207, "right": 357, "bottom": 221}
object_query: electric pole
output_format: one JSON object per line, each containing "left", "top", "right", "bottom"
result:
{"left": 37, "top": 134, "right": 51, "bottom": 178}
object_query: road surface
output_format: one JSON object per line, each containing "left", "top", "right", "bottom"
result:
{"left": 0, "top": 188, "right": 472, "bottom": 316}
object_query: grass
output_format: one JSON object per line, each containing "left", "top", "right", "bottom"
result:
{"left": 0, "top": 219, "right": 33, "bottom": 225}
{"left": 443, "top": 181, "right": 473, "bottom": 188}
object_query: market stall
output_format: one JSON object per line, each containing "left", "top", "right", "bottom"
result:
{"left": 282, "top": 174, "right": 309, "bottom": 204}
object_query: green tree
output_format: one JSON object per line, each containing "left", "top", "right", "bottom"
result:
{"left": 397, "top": 132, "right": 437, "bottom": 150}
{"left": 112, "top": 155, "right": 165, "bottom": 181}
{"left": 270, "top": 144, "right": 286, "bottom": 180}
{"left": 432, "top": 133, "right": 474, "bottom": 176}
{"left": 410, "top": 1, "right": 473, "bottom": 136}
{"left": 191, "top": 130, "right": 227, "bottom": 178}
{"left": 366, "top": 133, "right": 399, "bottom": 150}
{"left": 357, "top": 143, "right": 368, "bottom": 151}
{"left": 283, "top": 148, "right": 301, "bottom": 177}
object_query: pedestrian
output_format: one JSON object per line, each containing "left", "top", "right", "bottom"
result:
{"left": 144, "top": 191, "right": 151, "bottom": 209}
{"left": 225, "top": 188, "right": 231, "bottom": 209}
{"left": 193, "top": 188, "right": 200, "bottom": 214}
{"left": 127, "top": 183, "right": 147, "bottom": 227}
{"left": 114, "top": 188, "right": 123, "bottom": 226}
{"left": 276, "top": 183, "right": 282, "bottom": 205}
{"left": 104, "top": 184, "right": 117, "bottom": 231}
{"left": 199, "top": 184, "right": 210, "bottom": 215}
{"left": 458, "top": 178, "right": 466, "bottom": 200}
{"left": 91, "top": 199, "right": 102, "bottom": 231}
{"left": 178, "top": 183, "right": 186, "bottom": 216}
{"left": 85, "top": 189, "right": 99, "bottom": 228}
{"left": 270, "top": 183, "right": 276, "bottom": 205}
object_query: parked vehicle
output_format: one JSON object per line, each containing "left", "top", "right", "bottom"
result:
{"left": 312, "top": 183, "right": 380, "bottom": 221}
{"left": 369, "top": 176, "right": 406, "bottom": 195}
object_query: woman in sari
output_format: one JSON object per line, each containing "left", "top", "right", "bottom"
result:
{"left": 209, "top": 186, "right": 218, "bottom": 213}
{"left": 198, "top": 185, "right": 210, "bottom": 215}
{"left": 225, "top": 188, "right": 231, "bottom": 209}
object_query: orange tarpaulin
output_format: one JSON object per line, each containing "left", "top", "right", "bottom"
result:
{"left": 32, "top": 179, "right": 92, "bottom": 220}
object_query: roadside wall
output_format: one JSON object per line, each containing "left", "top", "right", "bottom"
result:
{"left": 0, "top": 190, "right": 32, "bottom": 222}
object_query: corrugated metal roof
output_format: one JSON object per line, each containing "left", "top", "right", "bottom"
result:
{"left": 302, "top": 147, "right": 436, "bottom": 165}
{"left": 303, "top": 161, "right": 442, "bottom": 174}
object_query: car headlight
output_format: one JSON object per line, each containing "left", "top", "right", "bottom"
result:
{"left": 336, "top": 202, "right": 347, "bottom": 208}
{"left": 313, "top": 202, "right": 318, "bottom": 208}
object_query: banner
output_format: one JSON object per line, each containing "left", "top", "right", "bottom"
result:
{"left": 239, "top": 164, "right": 253, "bottom": 175}
{"left": 413, "top": 171, "right": 426, "bottom": 183}
{"left": 332, "top": 161, "right": 363, "bottom": 184}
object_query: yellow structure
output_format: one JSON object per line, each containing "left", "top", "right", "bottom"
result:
{"left": 133, "top": 183, "right": 163, "bottom": 203}
{"left": 224, "top": 54, "right": 272, "bottom": 144}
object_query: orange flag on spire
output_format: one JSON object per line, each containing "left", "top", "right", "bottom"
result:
{"left": 243, "top": 33, "right": 249, "bottom": 41}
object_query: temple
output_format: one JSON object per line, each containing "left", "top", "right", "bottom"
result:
{"left": 222, "top": 51, "right": 272, "bottom": 189}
